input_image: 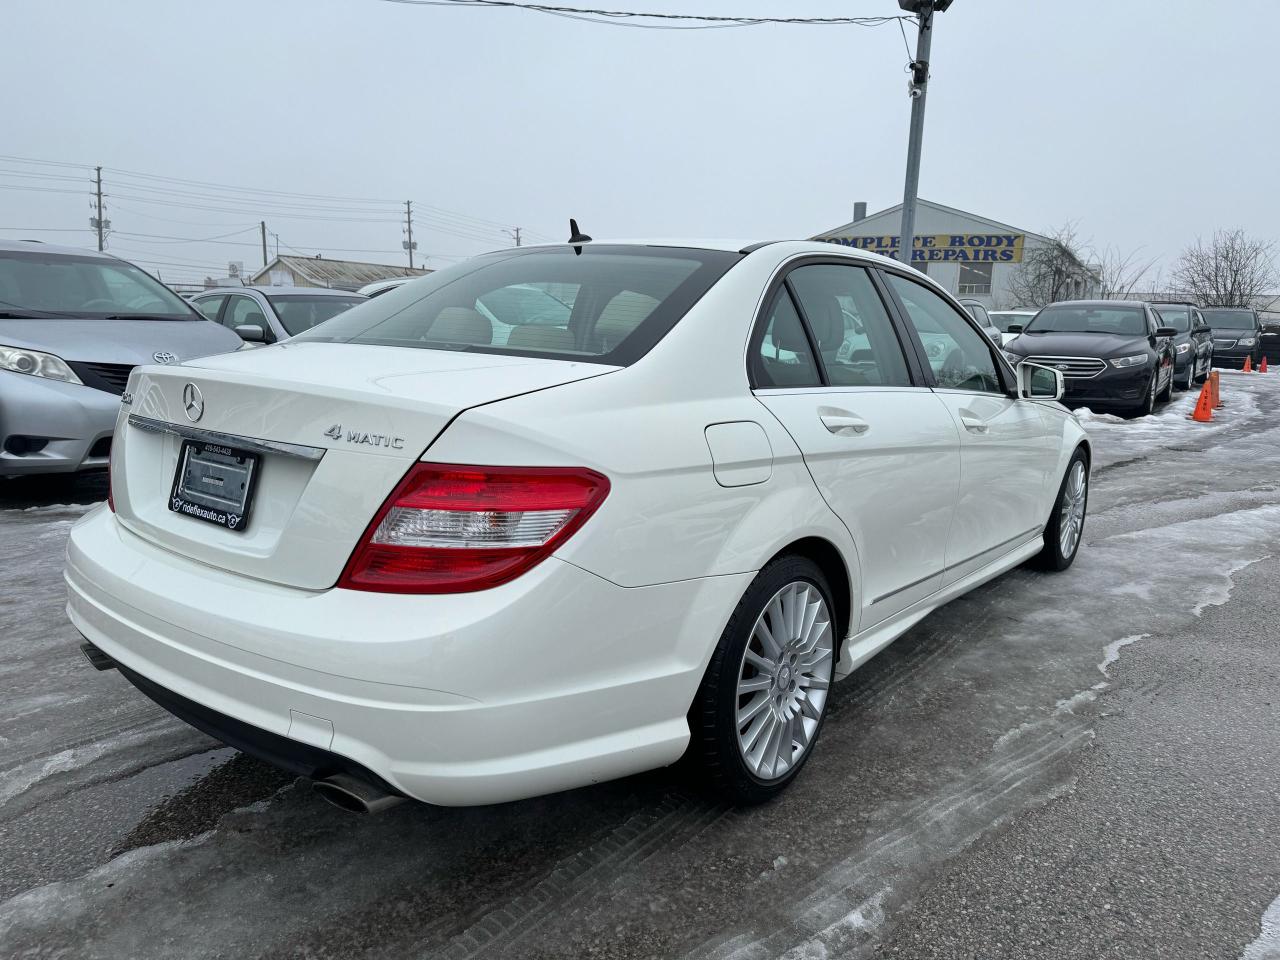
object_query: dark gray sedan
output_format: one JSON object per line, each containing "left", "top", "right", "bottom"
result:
{"left": 0, "top": 240, "right": 243, "bottom": 476}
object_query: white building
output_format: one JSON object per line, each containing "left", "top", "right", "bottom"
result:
{"left": 814, "top": 199, "right": 1099, "bottom": 309}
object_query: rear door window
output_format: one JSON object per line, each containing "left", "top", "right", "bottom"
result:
{"left": 752, "top": 288, "right": 822, "bottom": 388}
{"left": 786, "top": 264, "right": 912, "bottom": 387}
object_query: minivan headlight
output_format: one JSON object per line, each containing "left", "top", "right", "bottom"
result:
{"left": 1109, "top": 353, "right": 1149, "bottom": 369}
{"left": 1003, "top": 351, "right": 1023, "bottom": 366}
{"left": 0, "top": 345, "right": 83, "bottom": 383}
{"left": 1175, "top": 342, "right": 1191, "bottom": 355}
{"left": 1237, "top": 336, "right": 1257, "bottom": 346}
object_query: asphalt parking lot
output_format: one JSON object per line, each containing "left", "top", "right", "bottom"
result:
{"left": 3, "top": 374, "right": 1280, "bottom": 960}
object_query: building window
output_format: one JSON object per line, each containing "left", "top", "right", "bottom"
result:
{"left": 958, "top": 261, "right": 992, "bottom": 295}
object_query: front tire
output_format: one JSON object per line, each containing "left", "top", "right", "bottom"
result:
{"left": 1033, "top": 450, "right": 1088, "bottom": 571}
{"left": 1134, "top": 371, "right": 1157, "bottom": 418}
{"left": 689, "top": 556, "right": 836, "bottom": 804}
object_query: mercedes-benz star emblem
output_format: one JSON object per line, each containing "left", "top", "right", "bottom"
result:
{"left": 153, "top": 351, "right": 178, "bottom": 365}
{"left": 182, "top": 383, "right": 205, "bottom": 422}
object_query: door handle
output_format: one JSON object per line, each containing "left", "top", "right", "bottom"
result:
{"left": 820, "top": 413, "right": 870, "bottom": 436}
{"left": 959, "top": 414, "right": 989, "bottom": 434}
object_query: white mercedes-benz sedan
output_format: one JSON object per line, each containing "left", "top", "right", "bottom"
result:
{"left": 66, "top": 238, "right": 1089, "bottom": 812}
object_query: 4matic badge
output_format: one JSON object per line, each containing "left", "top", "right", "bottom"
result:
{"left": 324, "top": 424, "right": 405, "bottom": 450}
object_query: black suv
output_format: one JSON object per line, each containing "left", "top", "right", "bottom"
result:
{"left": 1200, "top": 308, "right": 1262, "bottom": 369}
{"left": 1152, "top": 301, "right": 1214, "bottom": 390}
{"left": 1003, "top": 300, "right": 1177, "bottom": 417}
{"left": 1262, "top": 315, "right": 1280, "bottom": 363}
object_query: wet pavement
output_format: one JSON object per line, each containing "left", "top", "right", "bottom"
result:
{"left": 2, "top": 374, "right": 1279, "bottom": 959}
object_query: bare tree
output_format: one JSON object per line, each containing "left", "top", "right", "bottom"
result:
{"left": 1096, "top": 246, "right": 1158, "bottom": 300}
{"left": 1171, "top": 229, "right": 1278, "bottom": 307}
{"left": 1005, "top": 223, "right": 1093, "bottom": 308}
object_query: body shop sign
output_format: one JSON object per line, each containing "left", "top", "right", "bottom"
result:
{"left": 824, "top": 233, "right": 1025, "bottom": 263}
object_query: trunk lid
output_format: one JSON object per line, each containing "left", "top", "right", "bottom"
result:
{"left": 113, "top": 341, "right": 616, "bottom": 590}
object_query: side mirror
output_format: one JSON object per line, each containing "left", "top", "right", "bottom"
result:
{"left": 1155, "top": 326, "right": 1178, "bottom": 338}
{"left": 1006, "top": 323, "right": 1024, "bottom": 335}
{"left": 1017, "top": 361, "right": 1064, "bottom": 401}
{"left": 234, "top": 323, "right": 266, "bottom": 343}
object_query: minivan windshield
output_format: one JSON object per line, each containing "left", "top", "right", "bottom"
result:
{"left": 989, "top": 311, "right": 1034, "bottom": 332}
{"left": 293, "top": 245, "right": 741, "bottom": 364}
{"left": 1201, "top": 309, "right": 1256, "bottom": 330}
{"left": 1153, "top": 304, "right": 1192, "bottom": 333}
{"left": 0, "top": 249, "right": 199, "bottom": 320}
{"left": 1024, "top": 304, "right": 1146, "bottom": 336}
{"left": 265, "top": 294, "right": 366, "bottom": 336}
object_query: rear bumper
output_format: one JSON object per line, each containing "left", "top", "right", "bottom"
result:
{"left": 0, "top": 370, "right": 118, "bottom": 476}
{"left": 65, "top": 506, "right": 750, "bottom": 806}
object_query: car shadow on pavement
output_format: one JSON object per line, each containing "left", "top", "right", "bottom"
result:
{"left": 1, "top": 471, "right": 108, "bottom": 509}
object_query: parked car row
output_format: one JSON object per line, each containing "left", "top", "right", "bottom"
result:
{"left": 998, "top": 298, "right": 1268, "bottom": 417}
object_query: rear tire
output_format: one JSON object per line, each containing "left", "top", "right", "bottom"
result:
{"left": 688, "top": 556, "right": 836, "bottom": 804}
{"left": 1158, "top": 365, "right": 1174, "bottom": 402}
{"left": 1033, "top": 449, "right": 1089, "bottom": 572}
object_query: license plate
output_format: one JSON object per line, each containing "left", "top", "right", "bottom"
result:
{"left": 169, "top": 440, "right": 260, "bottom": 532}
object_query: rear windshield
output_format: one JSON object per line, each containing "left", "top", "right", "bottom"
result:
{"left": 0, "top": 249, "right": 199, "bottom": 320}
{"left": 1025, "top": 304, "right": 1146, "bottom": 336}
{"left": 1201, "top": 309, "right": 1256, "bottom": 330}
{"left": 1152, "top": 305, "right": 1191, "bottom": 332}
{"left": 292, "top": 245, "right": 741, "bottom": 364}
{"left": 266, "top": 294, "right": 366, "bottom": 336}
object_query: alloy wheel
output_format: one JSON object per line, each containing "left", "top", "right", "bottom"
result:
{"left": 1058, "top": 460, "right": 1087, "bottom": 558}
{"left": 734, "top": 581, "right": 834, "bottom": 781}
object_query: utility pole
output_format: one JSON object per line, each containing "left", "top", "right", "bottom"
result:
{"left": 897, "top": 1, "right": 952, "bottom": 271}
{"left": 260, "top": 221, "right": 269, "bottom": 268}
{"left": 402, "top": 200, "right": 417, "bottom": 269}
{"left": 505, "top": 226, "right": 522, "bottom": 247}
{"left": 91, "top": 166, "right": 108, "bottom": 252}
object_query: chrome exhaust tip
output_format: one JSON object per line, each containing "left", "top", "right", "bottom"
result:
{"left": 312, "top": 773, "right": 406, "bottom": 814}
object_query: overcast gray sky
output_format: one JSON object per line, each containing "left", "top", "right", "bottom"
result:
{"left": 3, "top": 0, "right": 1275, "bottom": 285}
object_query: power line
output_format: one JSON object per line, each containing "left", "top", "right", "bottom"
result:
{"left": 375, "top": 0, "right": 910, "bottom": 30}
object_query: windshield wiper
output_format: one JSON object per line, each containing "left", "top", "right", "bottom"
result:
{"left": 0, "top": 309, "right": 55, "bottom": 319}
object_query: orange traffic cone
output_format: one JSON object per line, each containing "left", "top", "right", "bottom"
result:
{"left": 1211, "top": 370, "right": 1223, "bottom": 408}
{"left": 1262, "top": 356, "right": 1270, "bottom": 373}
{"left": 1244, "top": 355, "right": 1254, "bottom": 373}
{"left": 1189, "top": 382, "right": 1214, "bottom": 422}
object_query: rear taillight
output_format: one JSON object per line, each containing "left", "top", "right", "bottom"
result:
{"left": 338, "top": 463, "right": 610, "bottom": 594}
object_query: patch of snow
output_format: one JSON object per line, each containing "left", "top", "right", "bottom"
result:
{"left": 777, "top": 888, "right": 889, "bottom": 960}
{"left": 1098, "top": 635, "right": 1146, "bottom": 677}
{"left": 1194, "top": 557, "right": 1270, "bottom": 617}
{"left": 17, "top": 502, "right": 98, "bottom": 515}
{"left": 0, "top": 743, "right": 111, "bottom": 805}
{"left": 1054, "top": 683, "right": 1108, "bottom": 716}
{"left": 1241, "top": 892, "right": 1280, "bottom": 960}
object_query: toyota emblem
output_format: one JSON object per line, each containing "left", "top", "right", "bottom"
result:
{"left": 153, "top": 351, "right": 178, "bottom": 365}
{"left": 182, "top": 383, "right": 205, "bottom": 422}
